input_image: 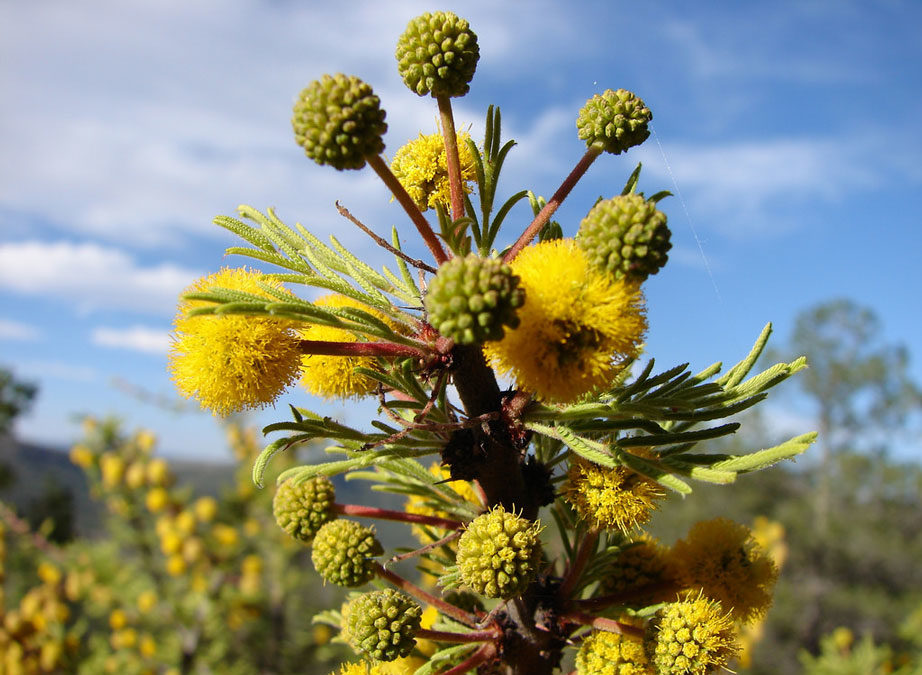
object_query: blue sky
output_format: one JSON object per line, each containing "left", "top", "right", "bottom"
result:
{"left": 2, "top": 0, "right": 920, "bottom": 461}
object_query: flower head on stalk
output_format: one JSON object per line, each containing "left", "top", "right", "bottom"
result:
{"left": 484, "top": 239, "right": 646, "bottom": 403}
{"left": 168, "top": 268, "right": 302, "bottom": 415}
{"left": 299, "top": 294, "right": 402, "bottom": 400}
{"left": 391, "top": 130, "right": 476, "bottom": 212}
{"left": 671, "top": 518, "right": 779, "bottom": 624}
{"left": 564, "top": 458, "right": 665, "bottom": 533}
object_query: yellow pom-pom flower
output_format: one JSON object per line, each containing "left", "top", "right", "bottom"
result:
{"left": 390, "top": 130, "right": 476, "bottom": 212}
{"left": 37, "top": 562, "right": 61, "bottom": 586}
{"left": 644, "top": 594, "right": 739, "bottom": 675}
{"left": 193, "top": 496, "right": 218, "bottom": 523}
{"left": 671, "top": 517, "right": 779, "bottom": 624}
{"left": 168, "top": 267, "right": 303, "bottom": 415}
{"left": 299, "top": 294, "right": 400, "bottom": 400}
{"left": 69, "top": 443, "right": 94, "bottom": 468}
{"left": 100, "top": 453, "right": 125, "bottom": 488}
{"left": 484, "top": 239, "right": 646, "bottom": 403}
{"left": 564, "top": 457, "right": 664, "bottom": 533}
{"left": 576, "top": 628, "right": 651, "bottom": 675}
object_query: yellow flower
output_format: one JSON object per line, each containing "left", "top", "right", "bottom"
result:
{"left": 169, "top": 267, "right": 303, "bottom": 415}
{"left": 564, "top": 457, "right": 664, "bottom": 533}
{"left": 69, "top": 444, "right": 94, "bottom": 468}
{"left": 145, "top": 487, "right": 170, "bottom": 513}
{"left": 670, "top": 517, "right": 779, "bottom": 624}
{"left": 124, "top": 462, "right": 147, "bottom": 490}
{"left": 576, "top": 627, "right": 651, "bottom": 675}
{"left": 139, "top": 633, "right": 157, "bottom": 658}
{"left": 146, "top": 458, "right": 171, "bottom": 486}
{"left": 109, "top": 608, "right": 128, "bottom": 630}
{"left": 113, "top": 627, "right": 138, "bottom": 650}
{"left": 174, "top": 510, "right": 196, "bottom": 536}
{"left": 212, "top": 523, "right": 240, "bottom": 548}
{"left": 299, "top": 294, "right": 399, "bottom": 400}
{"left": 193, "top": 496, "right": 218, "bottom": 523}
{"left": 100, "top": 453, "right": 125, "bottom": 487}
{"left": 165, "top": 555, "right": 186, "bottom": 577}
{"left": 390, "top": 130, "right": 476, "bottom": 211}
{"left": 330, "top": 658, "right": 426, "bottom": 675}
{"left": 134, "top": 430, "right": 157, "bottom": 454}
{"left": 645, "top": 594, "right": 739, "bottom": 675}
{"left": 37, "top": 562, "right": 61, "bottom": 586}
{"left": 137, "top": 590, "right": 157, "bottom": 614}
{"left": 484, "top": 239, "right": 646, "bottom": 403}
{"left": 241, "top": 554, "right": 263, "bottom": 576}
{"left": 331, "top": 664, "right": 370, "bottom": 675}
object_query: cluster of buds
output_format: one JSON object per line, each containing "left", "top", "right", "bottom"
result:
{"left": 165, "top": 9, "right": 814, "bottom": 675}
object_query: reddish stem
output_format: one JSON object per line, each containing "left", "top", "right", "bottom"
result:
{"left": 441, "top": 642, "right": 497, "bottom": 675}
{"left": 562, "top": 610, "right": 645, "bottom": 640}
{"left": 333, "top": 503, "right": 462, "bottom": 531}
{"left": 503, "top": 146, "right": 602, "bottom": 262}
{"left": 558, "top": 529, "right": 599, "bottom": 600}
{"left": 373, "top": 562, "right": 480, "bottom": 627}
{"left": 367, "top": 154, "right": 449, "bottom": 265}
{"left": 298, "top": 339, "right": 424, "bottom": 359}
{"left": 437, "top": 94, "right": 465, "bottom": 223}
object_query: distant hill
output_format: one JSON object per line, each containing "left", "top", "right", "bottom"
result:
{"left": 0, "top": 434, "right": 236, "bottom": 538}
{"left": 0, "top": 434, "right": 405, "bottom": 543}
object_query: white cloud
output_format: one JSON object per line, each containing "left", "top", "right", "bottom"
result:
{"left": 0, "top": 319, "right": 40, "bottom": 341}
{"left": 0, "top": 241, "right": 201, "bottom": 315}
{"left": 17, "top": 360, "right": 97, "bottom": 383}
{"left": 636, "top": 135, "right": 879, "bottom": 235}
{"left": 0, "top": 1, "right": 580, "bottom": 249}
{"left": 92, "top": 325, "right": 171, "bottom": 355}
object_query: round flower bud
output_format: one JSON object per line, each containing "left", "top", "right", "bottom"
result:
{"left": 576, "top": 628, "right": 651, "bottom": 675}
{"left": 343, "top": 589, "right": 422, "bottom": 661}
{"left": 578, "top": 194, "right": 671, "bottom": 282}
{"left": 456, "top": 505, "right": 542, "bottom": 599}
{"left": 577, "top": 89, "right": 652, "bottom": 155}
{"left": 273, "top": 476, "right": 336, "bottom": 543}
{"left": 644, "top": 595, "right": 739, "bottom": 675}
{"left": 310, "top": 519, "right": 383, "bottom": 587}
{"left": 424, "top": 254, "right": 525, "bottom": 345}
{"left": 396, "top": 12, "right": 479, "bottom": 97}
{"left": 599, "top": 537, "right": 677, "bottom": 606}
{"left": 292, "top": 74, "right": 387, "bottom": 170}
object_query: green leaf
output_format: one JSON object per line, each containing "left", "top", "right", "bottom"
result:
{"left": 710, "top": 432, "right": 817, "bottom": 472}
{"left": 213, "top": 214, "right": 276, "bottom": 252}
{"left": 718, "top": 323, "right": 772, "bottom": 388}
{"left": 526, "top": 423, "right": 617, "bottom": 467}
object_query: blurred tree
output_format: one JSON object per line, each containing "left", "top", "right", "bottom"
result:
{"left": 0, "top": 367, "right": 38, "bottom": 491}
{"left": 0, "top": 367, "right": 37, "bottom": 435}
{"left": 653, "top": 300, "right": 922, "bottom": 673}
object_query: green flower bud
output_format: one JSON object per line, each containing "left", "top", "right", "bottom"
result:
{"left": 272, "top": 476, "right": 335, "bottom": 544}
{"left": 456, "top": 505, "right": 542, "bottom": 599}
{"left": 292, "top": 74, "right": 387, "bottom": 170}
{"left": 644, "top": 595, "right": 739, "bottom": 675}
{"left": 310, "top": 519, "right": 383, "bottom": 587}
{"left": 343, "top": 589, "right": 422, "bottom": 661}
{"left": 424, "top": 254, "right": 525, "bottom": 345}
{"left": 577, "top": 193, "right": 671, "bottom": 282}
{"left": 577, "top": 89, "right": 652, "bottom": 155}
{"left": 396, "top": 12, "right": 479, "bottom": 97}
